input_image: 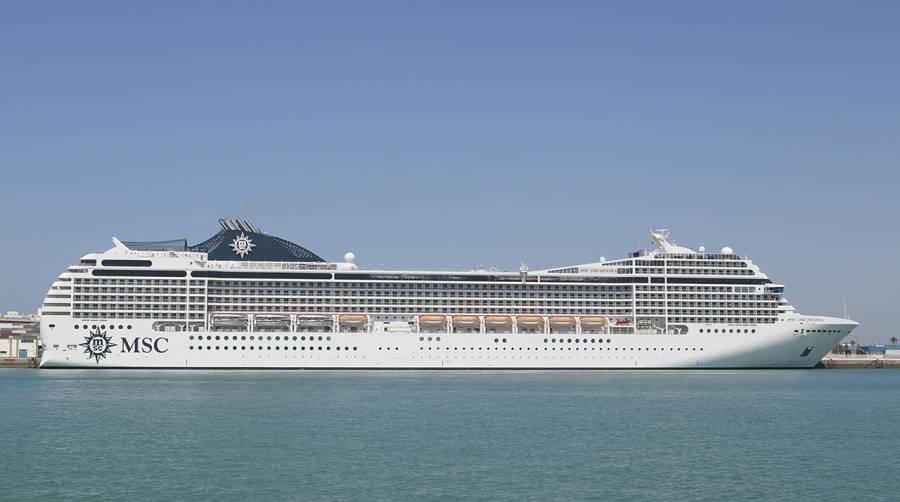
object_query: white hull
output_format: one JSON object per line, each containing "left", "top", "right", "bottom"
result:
{"left": 40, "top": 316, "right": 854, "bottom": 369}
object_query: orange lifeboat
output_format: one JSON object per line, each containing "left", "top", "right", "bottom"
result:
{"left": 338, "top": 314, "right": 368, "bottom": 324}
{"left": 418, "top": 315, "right": 447, "bottom": 324}
{"left": 452, "top": 315, "right": 480, "bottom": 326}
{"left": 516, "top": 315, "right": 543, "bottom": 325}
{"left": 580, "top": 316, "right": 609, "bottom": 325}
{"left": 484, "top": 315, "right": 512, "bottom": 325}
{"left": 549, "top": 316, "right": 576, "bottom": 325}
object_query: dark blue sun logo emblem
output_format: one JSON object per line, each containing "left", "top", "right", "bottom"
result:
{"left": 80, "top": 328, "right": 116, "bottom": 364}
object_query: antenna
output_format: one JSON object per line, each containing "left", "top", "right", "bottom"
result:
{"left": 842, "top": 296, "right": 848, "bottom": 319}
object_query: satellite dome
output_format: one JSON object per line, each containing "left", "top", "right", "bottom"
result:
{"left": 698, "top": 246, "right": 706, "bottom": 253}
{"left": 344, "top": 252, "right": 356, "bottom": 263}
{"left": 721, "top": 246, "right": 734, "bottom": 255}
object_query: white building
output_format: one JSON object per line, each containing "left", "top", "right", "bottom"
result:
{"left": 0, "top": 312, "right": 41, "bottom": 359}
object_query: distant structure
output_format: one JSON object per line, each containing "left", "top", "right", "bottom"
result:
{"left": 0, "top": 312, "right": 41, "bottom": 361}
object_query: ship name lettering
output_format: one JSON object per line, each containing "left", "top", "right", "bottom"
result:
{"left": 120, "top": 337, "right": 169, "bottom": 354}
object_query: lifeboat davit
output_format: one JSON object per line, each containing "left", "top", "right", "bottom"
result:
{"left": 516, "top": 315, "right": 543, "bottom": 325}
{"left": 548, "top": 316, "right": 576, "bottom": 325}
{"left": 615, "top": 318, "right": 633, "bottom": 325}
{"left": 484, "top": 315, "right": 512, "bottom": 325}
{"left": 339, "top": 314, "right": 368, "bottom": 324}
{"left": 452, "top": 315, "right": 480, "bottom": 326}
{"left": 418, "top": 315, "right": 447, "bottom": 325}
{"left": 580, "top": 316, "right": 608, "bottom": 325}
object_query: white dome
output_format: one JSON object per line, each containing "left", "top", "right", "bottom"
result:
{"left": 599, "top": 256, "right": 606, "bottom": 263}
{"left": 698, "top": 246, "right": 706, "bottom": 253}
{"left": 721, "top": 246, "right": 734, "bottom": 255}
{"left": 343, "top": 252, "right": 356, "bottom": 263}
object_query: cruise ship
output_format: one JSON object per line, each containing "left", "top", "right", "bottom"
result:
{"left": 39, "top": 220, "right": 857, "bottom": 369}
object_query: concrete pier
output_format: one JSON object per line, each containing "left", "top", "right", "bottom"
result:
{"left": 820, "top": 354, "right": 900, "bottom": 368}
{"left": 0, "top": 357, "right": 39, "bottom": 368}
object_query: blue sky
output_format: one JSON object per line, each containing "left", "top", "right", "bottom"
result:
{"left": 1, "top": 1, "right": 897, "bottom": 342}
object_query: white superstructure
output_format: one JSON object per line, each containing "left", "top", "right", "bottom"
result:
{"left": 39, "top": 221, "right": 857, "bottom": 369}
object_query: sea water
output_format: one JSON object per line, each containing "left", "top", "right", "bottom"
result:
{"left": 1, "top": 369, "right": 898, "bottom": 501}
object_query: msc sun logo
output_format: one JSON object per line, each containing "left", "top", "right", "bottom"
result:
{"left": 80, "top": 328, "right": 116, "bottom": 364}
{"left": 230, "top": 232, "right": 256, "bottom": 258}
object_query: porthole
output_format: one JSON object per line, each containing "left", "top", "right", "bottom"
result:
{"left": 189, "top": 346, "right": 194, "bottom": 350}
{"left": 118, "top": 325, "right": 124, "bottom": 329}
{"left": 327, "top": 336, "right": 332, "bottom": 341}
{"left": 292, "top": 336, "right": 298, "bottom": 341}
{"left": 215, "top": 336, "right": 220, "bottom": 340}
{"left": 189, "top": 335, "right": 194, "bottom": 340}
{"left": 419, "top": 337, "right": 424, "bottom": 341}
{"left": 127, "top": 325, "right": 132, "bottom": 329}
{"left": 436, "top": 337, "right": 441, "bottom": 341}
